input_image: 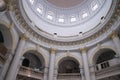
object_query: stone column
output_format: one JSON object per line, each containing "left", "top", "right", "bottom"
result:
{"left": 80, "top": 68, "right": 85, "bottom": 80}
{"left": 0, "top": 49, "right": 14, "bottom": 80}
{"left": 90, "top": 65, "right": 96, "bottom": 80}
{"left": 5, "top": 34, "right": 27, "bottom": 80}
{"left": 44, "top": 66, "right": 49, "bottom": 80}
{"left": 48, "top": 48, "right": 56, "bottom": 80}
{"left": 81, "top": 47, "right": 91, "bottom": 80}
{"left": 110, "top": 31, "right": 120, "bottom": 57}
{"left": 53, "top": 66, "right": 58, "bottom": 80}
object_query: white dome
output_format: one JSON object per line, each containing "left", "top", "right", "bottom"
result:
{"left": 22, "top": 0, "right": 112, "bottom": 37}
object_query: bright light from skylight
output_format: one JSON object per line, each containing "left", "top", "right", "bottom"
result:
{"left": 58, "top": 18, "right": 64, "bottom": 23}
{"left": 58, "top": 16, "right": 64, "bottom": 22}
{"left": 82, "top": 13, "right": 88, "bottom": 18}
{"left": 92, "top": 4, "right": 98, "bottom": 11}
{"left": 29, "top": 0, "right": 34, "bottom": 5}
{"left": 47, "top": 14, "right": 53, "bottom": 20}
{"left": 46, "top": 11, "right": 54, "bottom": 20}
{"left": 70, "top": 17, "right": 76, "bottom": 22}
{"left": 36, "top": 7, "right": 43, "bottom": 14}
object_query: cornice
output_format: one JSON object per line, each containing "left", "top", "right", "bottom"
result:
{"left": 9, "top": 0, "right": 120, "bottom": 50}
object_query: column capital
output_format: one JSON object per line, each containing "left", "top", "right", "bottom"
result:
{"left": 50, "top": 48, "right": 57, "bottom": 54}
{"left": 20, "top": 34, "right": 28, "bottom": 41}
{"left": 109, "top": 30, "right": 118, "bottom": 39}
{"left": 80, "top": 47, "right": 87, "bottom": 53}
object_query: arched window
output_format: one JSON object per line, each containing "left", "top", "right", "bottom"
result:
{"left": 29, "top": 0, "right": 35, "bottom": 5}
{"left": 91, "top": 0, "right": 99, "bottom": 11}
{"left": 70, "top": 15, "right": 77, "bottom": 22}
{"left": 58, "top": 15, "right": 65, "bottom": 23}
{"left": 46, "top": 11, "right": 54, "bottom": 20}
{"left": 36, "top": 4, "right": 43, "bottom": 14}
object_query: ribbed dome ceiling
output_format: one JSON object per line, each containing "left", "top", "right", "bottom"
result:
{"left": 11, "top": 0, "right": 119, "bottom": 50}
{"left": 22, "top": 0, "right": 112, "bottom": 37}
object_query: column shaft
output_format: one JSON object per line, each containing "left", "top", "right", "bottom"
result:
{"left": 81, "top": 48, "right": 91, "bottom": 80}
{"left": 0, "top": 50, "right": 14, "bottom": 80}
{"left": 80, "top": 68, "right": 85, "bottom": 80}
{"left": 53, "top": 67, "right": 58, "bottom": 80}
{"left": 90, "top": 66, "right": 96, "bottom": 80}
{"left": 48, "top": 48, "right": 56, "bottom": 80}
{"left": 5, "top": 37, "right": 26, "bottom": 80}
{"left": 44, "top": 67, "right": 48, "bottom": 80}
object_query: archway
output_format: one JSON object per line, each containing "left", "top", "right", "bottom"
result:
{"left": 0, "top": 24, "right": 13, "bottom": 60}
{"left": 94, "top": 49, "right": 116, "bottom": 64}
{"left": 0, "top": 23, "right": 13, "bottom": 77}
{"left": 57, "top": 57, "right": 80, "bottom": 80}
{"left": 22, "top": 51, "right": 45, "bottom": 71}
{"left": 58, "top": 59, "right": 80, "bottom": 73}
{"left": 17, "top": 51, "right": 45, "bottom": 80}
{"left": 93, "top": 48, "right": 116, "bottom": 71}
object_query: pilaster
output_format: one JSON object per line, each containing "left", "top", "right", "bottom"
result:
{"left": 80, "top": 47, "right": 91, "bottom": 80}
{"left": 48, "top": 48, "right": 57, "bottom": 80}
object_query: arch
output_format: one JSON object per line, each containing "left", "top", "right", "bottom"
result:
{"left": 22, "top": 47, "right": 48, "bottom": 67}
{"left": 23, "top": 51, "right": 44, "bottom": 71}
{"left": 58, "top": 57, "right": 80, "bottom": 73}
{"left": 0, "top": 21, "right": 18, "bottom": 50}
{"left": 96, "top": 50, "right": 115, "bottom": 64}
{"left": 89, "top": 46, "right": 117, "bottom": 65}
{"left": 55, "top": 53, "right": 82, "bottom": 68}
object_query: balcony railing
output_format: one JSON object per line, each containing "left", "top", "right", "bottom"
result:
{"left": 95, "top": 58, "right": 119, "bottom": 71}
{"left": 18, "top": 66, "right": 43, "bottom": 79}
{"left": 58, "top": 73, "right": 81, "bottom": 80}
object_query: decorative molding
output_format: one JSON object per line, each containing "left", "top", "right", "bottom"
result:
{"left": 20, "top": 34, "right": 28, "bottom": 41}
{"left": 109, "top": 30, "right": 118, "bottom": 39}
{"left": 9, "top": 0, "right": 120, "bottom": 50}
{"left": 80, "top": 47, "right": 87, "bottom": 53}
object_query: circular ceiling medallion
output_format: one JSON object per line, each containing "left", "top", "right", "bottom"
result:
{"left": 47, "top": 0, "right": 84, "bottom": 8}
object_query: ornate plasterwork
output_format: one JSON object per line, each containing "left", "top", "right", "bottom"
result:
{"left": 9, "top": 0, "right": 120, "bottom": 50}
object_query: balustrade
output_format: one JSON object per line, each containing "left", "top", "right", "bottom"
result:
{"left": 18, "top": 66, "right": 43, "bottom": 79}
{"left": 57, "top": 73, "right": 81, "bottom": 80}
{"left": 95, "top": 58, "right": 119, "bottom": 71}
